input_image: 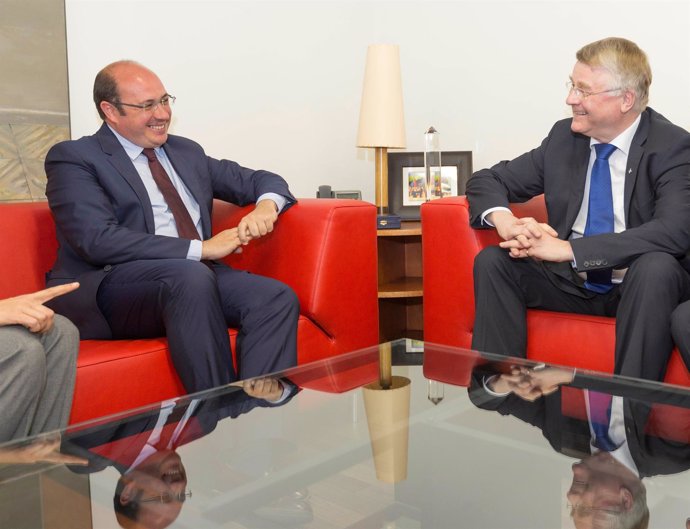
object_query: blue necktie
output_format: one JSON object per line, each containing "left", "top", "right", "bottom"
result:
{"left": 583, "top": 143, "right": 617, "bottom": 293}
{"left": 588, "top": 390, "right": 617, "bottom": 451}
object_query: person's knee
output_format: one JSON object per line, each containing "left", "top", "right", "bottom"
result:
{"left": 0, "top": 330, "right": 47, "bottom": 387}
{"left": 671, "top": 302, "right": 690, "bottom": 343}
{"left": 474, "top": 246, "right": 506, "bottom": 272}
{"left": 628, "top": 252, "right": 680, "bottom": 281}
{"left": 51, "top": 315, "right": 80, "bottom": 352}
{"left": 279, "top": 284, "right": 300, "bottom": 316}
{"left": 165, "top": 261, "right": 217, "bottom": 299}
{"left": 263, "top": 282, "right": 299, "bottom": 314}
{"left": 474, "top": 246, "right": 509, "bottom": 278}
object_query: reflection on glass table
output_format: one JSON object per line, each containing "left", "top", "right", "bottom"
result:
{"left": 1, "top": 339, "right": 690, "bottom": 529}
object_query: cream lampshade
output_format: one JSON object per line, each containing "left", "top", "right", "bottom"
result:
{"left": 357, "top": 44, "right": 406, "bottom": 211}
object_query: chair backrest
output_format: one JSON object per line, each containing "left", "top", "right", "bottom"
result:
{"left": 0, "top": 201, "right": 57, "bottom": 298}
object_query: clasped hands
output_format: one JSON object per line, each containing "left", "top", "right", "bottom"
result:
{"left": 488, "top": 365, "right": 575, "bottom": 401}
{"left": 201, "top": 199, "right": 279, "bottom": 260}
{"left": 490, "top": 210, "right": 574, "bottom": 263}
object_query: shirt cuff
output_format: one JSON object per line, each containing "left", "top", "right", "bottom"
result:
{"left": 186, "top": 239, "right": 202, "bottom": 261}
{"left": 483, "top": 375, "right": 511, "bottom": 397}
{"left": 257, "top": 193, "right": 287, "bottom": 213}
{"left": 480, "top": 206, "right": 512, "bottom": 227}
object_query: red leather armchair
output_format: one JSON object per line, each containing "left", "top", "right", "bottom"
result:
{"left": 0, "top": 199, "right": 379, "bottom": 423}
{"left": 421, "top": 195, "right": 690, "bottom": 386}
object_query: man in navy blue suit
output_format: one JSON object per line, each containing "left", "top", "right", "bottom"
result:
{"left": 45, "top": 60, "right": 299, "bottom": 393}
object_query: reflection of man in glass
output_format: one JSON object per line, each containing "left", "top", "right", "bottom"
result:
{"left": 468, "top": 365, "right": 690, "bottom": 529}
{"left": 62, "top": 377, "right": 294, "bottom": 529}
{"left": 568, "top": 451, "right": 648, "bottom": 529}
{"left": 114, "top": 449, "right": 189, "bottom": 529}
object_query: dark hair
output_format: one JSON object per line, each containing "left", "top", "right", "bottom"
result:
{"left": 93, "top": 61, "right": 143, "bottom": 120}
{"left": 113, "top": 477, "right": 140, "bottom": 527}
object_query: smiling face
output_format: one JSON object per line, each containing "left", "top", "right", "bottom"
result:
{"left": 566, "top": 61, "right": 638, "bottom": 143}
{"left": 116, "top": 450, "right": 188, "bottom": 529}
{"left": 100, "top": 62, "right": 171, "bottom": 148}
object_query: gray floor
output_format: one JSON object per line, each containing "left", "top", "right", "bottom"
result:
{"left": 0, "top": 0, "right": 69, "bottom": 202}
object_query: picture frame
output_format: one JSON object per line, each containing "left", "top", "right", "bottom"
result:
{"left": 388, "top": 151, "right": 472, "bottom": 220}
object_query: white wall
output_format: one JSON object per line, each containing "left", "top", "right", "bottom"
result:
{"left": 65, "top": 0, "right": 690, "bottom": 202}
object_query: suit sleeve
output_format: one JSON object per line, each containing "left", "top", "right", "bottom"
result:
{"left": 46, "top": 141, "right": 191, "bottom": 266}
{"left": 466, "top": 126, "right": 555, "bottom": 227}
{"left": 205, "top": 156, "right": 296, "bottom": 210}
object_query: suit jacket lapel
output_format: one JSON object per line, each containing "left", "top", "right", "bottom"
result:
{"left": 565, "top": 134, "right": 592, "bottom": 232}
{"left": 96, "top": 124, "right": 157, "bottom": 234}
{"left": 624, "top": 110, "right": 649, "bottom": 223}
{"left": 163, "top": 142, "right": 212, "bottom": 238}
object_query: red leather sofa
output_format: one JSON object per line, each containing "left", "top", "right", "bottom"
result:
{"left": 1, "top": 199, "right": 379, "bottom": 424}
{"left": 421, "top": 195, "right": 690, "bottom": 386}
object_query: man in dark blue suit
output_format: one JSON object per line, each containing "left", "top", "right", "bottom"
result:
{"left": 467, "top": 37, "right": 690, "bottom": 381}
{"left": 45, "top": 60, "right": 299, "bottom": 392}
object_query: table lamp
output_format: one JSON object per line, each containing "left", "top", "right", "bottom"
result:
{"left": 356, "top": 44, "right": 407, "bottom": 229}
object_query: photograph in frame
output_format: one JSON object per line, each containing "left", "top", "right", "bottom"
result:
{"left": 389, "top": 151, "right": 472, "bottom": 220}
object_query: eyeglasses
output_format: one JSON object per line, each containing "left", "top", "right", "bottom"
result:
{"left": 566, "top": 81, "right": 621, "bottom": 100}
{"left": 116, "top": 94, "right": 176, "bottom": 113}
{"left": 139, "top": 489, "right": 192, "bottom": 504}
{"left": 567, "top": 502, "right": 621, "bottom": 517}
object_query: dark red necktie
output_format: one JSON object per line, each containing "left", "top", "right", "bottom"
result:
{"left": 142, "top": 148, "right": 199, "bottom": 240}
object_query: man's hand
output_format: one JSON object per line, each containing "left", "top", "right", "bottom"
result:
{"left": 0, "top": 282, "right": 79, "bottom": 333}
{"left": 500, "top": 230, "right": 574, "bottom": 262}
{"left": 490, "top": 211, "right": 557, "bottom": 248}
{"left": 242, "top": 377, "right": 284, "bottom": 402}
{"left": 0, "top": 436, "right": 88, "bottom": 465}
{"left": 237, "top": 199, "right": 279, "bottom": 245}
{"left": 488, "top": 365, "right": 574, "bottom": 401}
{"left": 201, "top": 227, "right": 244, "bottom": 260}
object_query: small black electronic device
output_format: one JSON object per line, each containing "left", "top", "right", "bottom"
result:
{"left": 316, "top": 186, "right": 362, "bottom": 200}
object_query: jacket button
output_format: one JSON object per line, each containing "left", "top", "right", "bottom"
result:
{"left": 104, "top": 265, "right": 112, "bottom": 272}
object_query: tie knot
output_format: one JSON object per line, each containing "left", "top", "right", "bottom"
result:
{"left": 142, "top": 148, "right": 157, "bottom": 163}
{"left": 594, "top": 143, "right": 617, "bottom": 160}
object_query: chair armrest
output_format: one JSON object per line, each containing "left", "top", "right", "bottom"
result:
{"left": 212, "top": 199, "right": 379, "bottom": 353}
{"left": 421, "top": 195, "right": 546, "bottom": 348}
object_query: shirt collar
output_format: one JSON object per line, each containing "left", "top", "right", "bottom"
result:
{"left": 589, "top": 114, "right": 641, "bottom": 157}
{"left": 106, "top": 124, "right": 163, "bottom": 161}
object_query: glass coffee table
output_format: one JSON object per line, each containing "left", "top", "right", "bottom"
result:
{"left": 2, "top": 339, "right": 690, "bottom": 529}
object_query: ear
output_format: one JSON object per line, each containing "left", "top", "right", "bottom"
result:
{"left": 620, "top": 89, "right": 636, "bottom": 114}
{"left": 100, "top": 101, "right": 120, "bottom": 123}
{"left": 619, "top": 486, "right": 634, "bottom": 511}
{"left": 118, "top": 479, "right": 137, "bottom": 506}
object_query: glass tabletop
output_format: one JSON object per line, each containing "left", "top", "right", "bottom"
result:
{"left": 2, "top": 339, "right": 690, "bottom": 528}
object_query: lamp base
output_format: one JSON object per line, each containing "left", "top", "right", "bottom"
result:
{"left": 376, "top": 214, "right": 401, "bottom": 230}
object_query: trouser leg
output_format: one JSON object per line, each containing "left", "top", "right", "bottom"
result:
{"left": 0, "top": 316, "right": 78, "bottom": 440}
{"left": 97, "top": 259, "right": 235, "bottom": 392}
{"left": 28, "top": 315, "right": 79, "bottom": 435}
{"left": 615, "top": 252, "right": 690, "bottom": 380}
{"left": 671, "top": 299, "right": 690, "bottom": 371}
{"left": 213, "top": 265, "right": 299, "bottom": 378}
{"left": 471, "top": 246, "right": 611, "bottom": 357}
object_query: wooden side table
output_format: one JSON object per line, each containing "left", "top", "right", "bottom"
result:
{"left": 377, "top": 221, "right": 423, "bottom": 342}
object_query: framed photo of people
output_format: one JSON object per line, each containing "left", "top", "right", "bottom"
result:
{"left": 387, "top": 151, "right": 472, "bottom": 220}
